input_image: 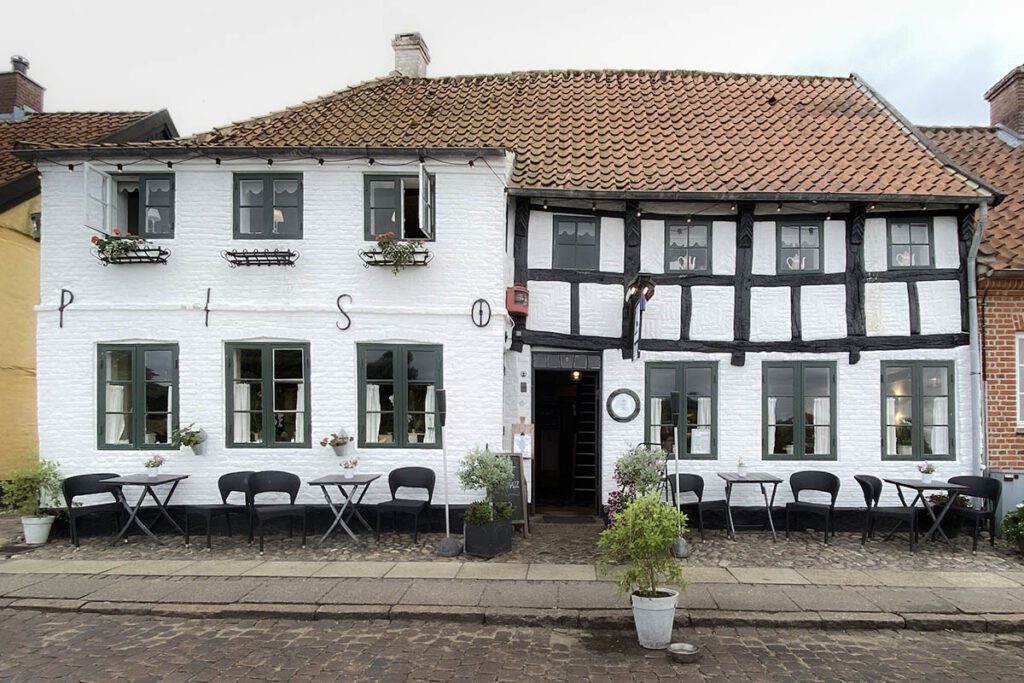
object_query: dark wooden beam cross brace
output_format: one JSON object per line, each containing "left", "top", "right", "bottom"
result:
{"left": 621, "top": 199, "right": 642, "bottom": 359}
{"left": 510, "top": 196, "right": 531, "bottom": 352}
{"left": 731, "top": 203, "right": 755, "bottom": 366}
{"left": 845, "top": 204, "right": 867, "bottom": 364}
{"left": 957, "top": 210, "right": 975, "bottom": 334}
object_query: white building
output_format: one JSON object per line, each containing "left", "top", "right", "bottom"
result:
{"left": 22, "top": 34, "right": 999, "bottom": 510}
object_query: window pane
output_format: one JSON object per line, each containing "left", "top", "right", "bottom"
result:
{"left": 143, "top": 206, "right": 172, "bottom": 235}
{"left": 891, "top": 245, "right": 912, "bottom": 267}
{"left": 144, "top": 350, "right": 173, "bottom": 381}
{"left": 891, "top": 223, "right": 910, "bottom": 244}
{"left": 649, "top": 368, "right": 676, "bottom": 397}
{"left": 371, "top": 207, "right": 398, "bottom": 235}
{"left": 239, "top": 207, "right": 264, "bottom": 235}
{"left": 688, "top": 225, "right": 707, "bottom": 247}
{"left": 239, "top": 180, "right": 264, "bottom": 206}
{"left": 104, "top": 411, "right": 132, "bottom": 445}
{"left": 910, "top": 245, "right": 930, "bottom": 267}
{"left": 923, "top": 397, "right": 949, "bottom": 426}
{"left": 685, "top": 367, "right": 712, "bottom": 396}
{"left": 233, "top": 382, "right": 262, "bottom": 411}
{"left": 770, "top": 397, "right": 794, "bottom": 425}
{"left": 922, "top": 367, "right": 949, "bottom": 395}
{"left": 780, "top": 248, "right": 801, "bottom": 271}
{"left": 272, "top": 207, "right": 300, "bottom": 236}
{"left": 668, "top": 226, "right": 687, "bottom": 248}
{"left": 575, "top": 221, "right": 597, "bottom": 245}
{"left": 688, "top": 426, "right": 712, "bottom": 454}
{"left": 771, "top": 426, "right": 794, "bottom": 455}
{"left": 233, "top": 411, "right": 262, "bottom": 443}
{"left": 274, "top": 349, "right": 303, "bottom": 379}
{"left": 924, "top": 427, "right": 949, "bottom": 455}
{"left": 408, "top": 350, "right": 437, "bottom": 382}
{"left": 765, "top": 366, "right": 794, "bottom": 396}
{"left": 274, "top": 382, "right": 301, "bottom": 410}
{"left": 367, "top": 412, "right": 395, "bottom": 443}
{"left": 553, "top": 244, "right": 576, "bottom": 268}
{"left": 803, "top": 366, "right": 830, "bottom": 397}
{"left": 690, "top": 249, "right": 708, "bottom": 271}
{"left": 576, "top": 246, "right": 598, "bottom": 271}
{"left": 235, "top": 349, "right": 262, "bottom": 379}
{"left": 103, "top": 383, "right": 132, "bottom": 414}
{"left": 106, "top": 350, "right": 133, "bottom": 381}
{"left": 365, "top": 350, "right": 393, "bottom": 380}
{"left": 370, "top": 180, "right": 397, "bottom": 208}
{"left": 144, "top": 415, "right": 171, "bottom": 444}
{"left": 555, "top": 221, "right": 577, "bottom": 242}
{"left": 802, "top": 249, "right": 820, "bottom": 271}
{"left": 885, "top": 366, "right": 912, "bottom": 396}
{"left": 145, "top": 179, "right": 172, "bottom": 207}
{"left": 805, "top": 425, "right": 830, "bottom": 455}
{"left": 780, "top": 226, "right": 800, "bottom": 248}
{"left": 910, "top": 223, "right": 929, "bottom": 244}
{"left": 146, "top": 383, "right": 171, "bottom": 412}
{"left": 274, "top": 413, "right": 303, "bottom": 443}
{"left": 273, "top": 180, "right": 300, "bottom": 207}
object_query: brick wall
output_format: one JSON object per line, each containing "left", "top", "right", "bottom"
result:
{"left": 981, "top": 283, "right": 1024, "bottom": 469}
{"left": 0, "top": 72, "right": 44, "bottom": 114}
{"left": 986, "top": 66, "right": 1024, "bottom": 134}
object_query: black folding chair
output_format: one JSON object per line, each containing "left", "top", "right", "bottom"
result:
{"left": 666, "top": 473, "right": 726, "bottom": 541}
{"left": 785, "top": 471, "right": 840, "bottom": 545}
{"left": 62, "top": 473, "right": 124, "bottom": 547}
{"left": 245, "top": 471, "right": 307, "bottom": 554}
{"left": 183, "top": 471, "right": 254, "bottom": 549}
{"left": 376, "top": 467, "right": 435, "bottom": 543}
{"left": 948, "top": 475, "right": 1002, "bottom": 553}
{"left": 855, "top": 474, "right": 918, "bottom": 551}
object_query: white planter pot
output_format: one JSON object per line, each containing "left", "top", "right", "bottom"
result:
{"left": 146, "top": 467, "right": 161, "bottom": 478}
{"left": 921, "top": 473, "right": 934, "bottom": 484}
{"left": 631, "top": 588, "right": 679, "bottom": 650}
{"left": 21, "top": 515, "right": 55, "bottom": 545}
{"left": 332, "top": 445, "right": 346, "bottom": 457}
{"left": 737, "top": 466, "right": 748, "bottom": 477}
{"left": 190, "top": 440, "right": 207, "bottom": 456}
{"left": 342, "top": 470, "right": 356, "bottom": 479}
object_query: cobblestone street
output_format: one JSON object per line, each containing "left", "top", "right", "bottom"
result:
{"left": 1, "top": 608, "right": 1023, "bottom": 682}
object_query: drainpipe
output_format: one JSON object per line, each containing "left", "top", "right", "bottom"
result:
{"left": 968, "top": 202, "right": 989, "bottom": 476}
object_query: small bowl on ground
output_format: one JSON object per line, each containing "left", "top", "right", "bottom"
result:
{"left": 666, "top": 642, "right": 699, "bottom": 664}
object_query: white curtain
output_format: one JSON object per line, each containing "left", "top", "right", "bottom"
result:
{"left": 886, "top": 397, "right": 898, "bottom": 456}
{"left": 425, "top": 385, "right": 436, "bottom": 443}
{"left": 767, "top": 397, "right": 777, "bottom": 454}
{"left": 931, "top": 396, "right": 948, "bottom": 454}
{"left": 366, "top": 384, "right": 382, "bottom": 443}
{"left": 813, "top": 397, "right": 830, "bottom": 455}
{"left": 233, "top": 384, "right": 251, "bottom": 442}
{"left": 693, "top": 396, "right": 712, "bottom": 454}
{"left": 294, "top": 382, "right": 305, "bottom": 442}
{"left": 650, "top": 398, "right": 666, "bottom": 453}
{"left": 105, "top": 385, "right": 127, "bottom": 445}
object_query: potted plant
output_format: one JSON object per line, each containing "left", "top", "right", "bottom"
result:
{"left": 341, "top": 457, "right": 360, "bottom": 479}
{"left": 605, "top": 444, "right": 665, "bottom": 527}
{"left": 457, "top": 447, "right": 514, "bottom": 558}
{"left": 172, "top": 423, "right": 207, "bottom": 455}
{"left": 1002, "top": 503, "right": 1024, "bottom": 553}
{"left": 917, "top": 461, "right": 936, "bottom": 484}
{"left": 321, "top": 431, "right": 352, "bottom": 457}
{"left": 375, "top": 231, "right": 426, "bottom": 275}
{"left": 144, "top": 454, "right": 166, "bottom": 478}
{"left": 1, "top": 459, "right": 63, "bottom": 545}
{"left": 599, "top": 492, "right": 688, "bottom": 649}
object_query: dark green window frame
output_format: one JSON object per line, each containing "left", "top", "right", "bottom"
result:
{"left": 232, "top": 173, "right": 303, "bottom": 239}
{"left": 97, "top": 343, "right": 179, "bottom": 450}
{"left": 644, "top": 362, "right": 718, "bottom": 460}
{"left": 363, "top": 174, "right": 436, "bottom": 241}
{"left": 225, "top": 342, "right": 311, "bottom": 448}
{"left": 357, "top": 343, "right": 444, "bottom": 449}
{"left": 552, "top": 215, "right": 600, "bottom": 271}
{"left": 881, "top": 360, "right": 955, "bottom": 461}
{"left": 665, "top": 220, "right": 712, "bottom": 274}
{"left": 115, "top": 173, "right": 175, "bottom": 239}
{"left": 887, "top": 217, "right": 935, "bottom": 270}
{"left": 762, "top": 361, "right": 837, "bottom": 460}
{"left": 777, "top": 220, "right": 823, "bottom": 273}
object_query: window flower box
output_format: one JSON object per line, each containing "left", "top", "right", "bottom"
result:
{"left": 91, "top": 231, "right": 169, "bottom": 265}
{"left": 359, "top": 232, "right": 432, "bottom": 274}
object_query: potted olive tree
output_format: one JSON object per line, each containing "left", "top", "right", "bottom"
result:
{"left": 2, "top": 459, "right": 63, "bottom": 545}
{"left": 599, "top": 492, "right": 688, "bottom": 649}
{"left": 457, "top": 447, "right": 514, "bottom": 558}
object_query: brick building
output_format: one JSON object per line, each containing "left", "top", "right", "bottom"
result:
{"left": 925, "top": 65, "right": 1024, "bottom": 471}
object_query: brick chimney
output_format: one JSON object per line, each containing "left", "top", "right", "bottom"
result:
{"left": 985, "top": 65, "right": 1024, "bottom": 134}
{"left": 0, "top": 55, "right": 44, "bottom": 118}
{"left": 391, "top": 33, "right": 430, "bottom": 78}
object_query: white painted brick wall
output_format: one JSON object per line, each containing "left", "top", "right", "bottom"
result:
{"left": 865, "top": 282, "right": 910, "bottom": 336}
{"left": 643, "top": 285, "right": 681, "bottom": 341}
{"left": 640, "top": 219, "right": 664, "bottom": 273}
{"left": 599, "top": 217, "right": 625, "bottom": 272}
{"left": 527, "top": 211, "right": 553, "bottom": 269}
{"left": 711, "top": 221, "right": 736, "bottom": 275}
{"left": 690, "top": 286, "right": 735, "bottom": 341}
{"left": 823, "top": 220, "right": 846, "bottom": 273}
{"left": 864, "top": 218, "right": 888, "bottom": 272}
{"left": 917, "top": 279, "right": 963, "bottom": 334}
{"left": 579, "top": 283, "right": 623, "bottom": 338}
{"left": 749, "top": 287, "right": 791, "bottom": 342}
{"left": 38, "top": 159, "right": 508, "bottom": 505}
{"left": 751, "top": 221, "right": 775, "bottom": 274}
{"left": 933, "top": 216, "right": 960, "bottom": 269}
{"left": 524, "top": 280, "right": 570, "bottom": 333}
{"left": 801, "top": 285, "right": 848, "bottom": 340}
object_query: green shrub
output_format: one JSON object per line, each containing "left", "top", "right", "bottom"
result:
{"left": 1003, "top": 503, "right": 1024, "bottom": 546}
{"left": 172, "top": 423, "right": 204, "bottom": 447}
{"left": 614, "top": 445, "right": 666, "bottom": 497}
{"left": 1, "top": 459, "right": 62, "bottom": 517}
{"left": 457, "top": 447, "right": 514, "bottom": 526}
{"left": 598, "top": 492, "right": 688, "bottom": 598}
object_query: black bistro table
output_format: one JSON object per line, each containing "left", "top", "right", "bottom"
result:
{"left": 883, "top": 478, "right": 971, "bottom": 550}
{"left": 308, "top": 473, "right": 380, "bottom": 546}
{"left": 101, "top": 473, "right": 189, "bottom": 545}
{"left": 717, "top": 472, "right": 783, "bottom": 542}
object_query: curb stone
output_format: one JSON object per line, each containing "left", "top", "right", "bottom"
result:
{"left": 818, "top": 611, "right": 906, "bottom": 630}
{"left": 9, "top": 598, "right": 85, "bottom": 612}
{"left": 902, "top": 612, "right": 988, "bottom": 632}
{"left": 315, "top": 605, "right": 391, "bottom": 620}
{"left": 688, "top": 610, "right": 822, "bottom": 628}
{"left": 483, "top": 607, "right": 579, "bottom": 628}
{"left": 389, "top": 605, "right": 486, "bottom": 624}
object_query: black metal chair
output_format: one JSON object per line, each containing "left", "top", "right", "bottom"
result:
{"left": 245, "top": 471, "right": 307, "bottom": 554}
{"left": 62, "top": 473, "right": 125, "bottom": 547}
{"left": 785, "top": 471, "right": 840, "bottom": 545}
{"left": 666, "top": 473, "right": 725, "bottom": 541}
{"left": 183, "top": 471, "right": 254, "bottom": 549}
{"left": 855, "top": 474, "right": 918, "bottom": 551}
{"left": 948, "top": 475, "right": 1002, "bottom": 553}
{"left": 376, "top": 467, "right": 435, "bottom": 543}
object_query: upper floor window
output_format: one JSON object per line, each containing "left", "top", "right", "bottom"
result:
{"left": 882, "top": 361, "right": 954, "bottom": 460}
{"left": 97, "top": 344, "right": 178, "bottom": 449}
{"left": 234, "top": 174, "right": 302, "bottom": 239}
{"left": 358, "top": 344, "right": 443, "bottom": 448}
{"left": 553, "top": 215, "right": 599, "bottom": 270}
{"left": 778, "top": 221, "right": 822, "bottom": 273}
{"left": 364, "top": 169, "right": 435, "bottom": 240}
{"left": 645, "top": 362, "right": 717, "bottom": 459}
{"left": 666, "top": 221, "right": 711, "bottom": 273}
{"left": 763, "top": 361, "right": 836, "bottom": 459}
{"left": 225, "top": 342, "right": 310, "bottom": 448}
{"left": 115, "top": 175, "right": 175, "bottom": 238}
{"left": 888, "top": 218, "right": 933, "bottom": 269}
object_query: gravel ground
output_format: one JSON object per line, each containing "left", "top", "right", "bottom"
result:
{"left": 1, "top": 609, "right": 1023, "bottom": 682}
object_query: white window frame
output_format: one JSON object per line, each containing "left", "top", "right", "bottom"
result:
{"left": 84, "top": 163, "right": 112, "bottom": 232}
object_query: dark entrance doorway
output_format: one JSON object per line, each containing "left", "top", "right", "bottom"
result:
{"left": 533, "top": 367, "right": 600, "bottom": 513}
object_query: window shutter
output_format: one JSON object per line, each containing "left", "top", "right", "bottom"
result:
{"left": 418, "top": 163, "right": 433, "bottom": 239}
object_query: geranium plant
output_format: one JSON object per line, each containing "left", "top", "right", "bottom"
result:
{"left": 321, "top": 433, "right": 353, "bottom": 448}
{"left": 341, "top": 457, "right": 359, "bottom": 470}
{"left": 91, "top": 229, "right": 148, "bottom": 258}
{"left": 375, "top": 231, "right": 424, "bottom": 275}
{"left": 172, "top": 423, "right": 204, "bottom": 448}
{"left": 917, "top": 462, "right": 936, "bottom": 475}
{"left": 143, "top": 455, "right": 166, "bottom": 469}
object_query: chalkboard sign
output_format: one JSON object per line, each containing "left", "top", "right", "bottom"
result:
{"left": 497, "top": 452, "right": 529, "bottom": 536}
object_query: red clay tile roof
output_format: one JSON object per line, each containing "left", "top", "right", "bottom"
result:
{"left": 923, "top": 126, "right": 1024, "bottom": 271}
{"left": 0, "top": 111, "right": 153, "bottom": 187}
{"left": 178, "top": 71, "right": 989, "bottom": 199}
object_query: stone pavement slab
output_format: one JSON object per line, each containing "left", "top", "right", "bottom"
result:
{"left": 555, "top": 582, "right": 626, "bottom": 609}
{"left": 105, "top": 560, "right": 196, "bottom": 576}
{"left": 854, "top": 587, "right": 958, "bottom": 613}
{"left": 81, "top": 578, "right": 182, "bottom": 603}
{"left": 526, "top": 564, "right": 596, "bottom": 581}
{"left": 0, "top": 559, "right": 126, "bottom": 574}
{"left": 728, "top": 567, "right": 808, "bottom": 584}
{"left": 0, "top": 574, "right": 48, "bottom": 594}
{"left": 935, "top": 572, "right": 1021, "bottom": 588}
{"left": 932, "top": 588, "right": 1024, "bottom": 614}
{"left": 311, "top": 561, "right": 394, "bottom": 578}
{"left": 480, "top": 581, "right": 557, "bottom": 609}
{"left": 782, "top": 585, "right": 880, "bottom": 612}
{"left": 681, "top": 566, "right": 737, "bottom": 583}
{"left": 998, "top": 572, "right": 1024, "bottom": 586}
{"left": 237, "top": 577, "right": 334, "bottom": 604}
{"left": 7, "top": 576, "right": 113, "bottom": 600}
{"left": 384, "top": 562, "right": 461, "bottom": 579}
{"left": 159, "top": 578, "right": 265, "bottom": 604}
{"left": 170, "top": 560, "right": 265, "bottom": 576}
{"left": 677, "top": 585, "right": 717, "bottom": 610}
{"left": 869, "top": 569, "right": 954, "bottom": 587}
{"left": 456, "top": 563, "right": 529, "bottom": 580}
{"left": 241, "top": 561, "right": 327, "bottom": 577}
{"left": 320, "top": 578, "right": 412, "bottom": 605}
{"left": 706, "top": 584, "right": 802, "bottom": 612}
{"left": 400, "top": 579, "right": 485, "bottom": 607}
{"left": 796, "top": 568, "right": 885, "bottom": 586}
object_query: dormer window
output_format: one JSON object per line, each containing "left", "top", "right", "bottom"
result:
{"left": 364, "top": 169, "right": 435, "bottom": 241}
{"left": 888, "top": 218, "right": 933, "bottom": 269}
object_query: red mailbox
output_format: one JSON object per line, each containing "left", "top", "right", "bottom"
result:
{"left": 506, "top": 284, "right": 529, "bottom": 316}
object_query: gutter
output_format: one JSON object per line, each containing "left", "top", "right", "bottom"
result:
{"left": 508, "top": 187, "right": 994, "bottom": 205}
{"left": 969, "top": 202, "right": 989, "bottom": 476}
{"left": 13, "top": 144, "right": 509, "bottom": 163}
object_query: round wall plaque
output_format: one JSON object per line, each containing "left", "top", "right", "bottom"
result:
{"left": 607, "top": 388, "right": 641, "bottom": 423}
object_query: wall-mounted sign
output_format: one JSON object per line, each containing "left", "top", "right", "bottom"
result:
{"left": 607, "top": 388, "right": 641, "bottom": 423}
{"left": 471, "top": 298, "right": 492, "bottom": 327}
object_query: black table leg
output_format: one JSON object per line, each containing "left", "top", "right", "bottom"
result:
{"left": 144, "top": 481, "right": 185, "bottom": 536}
{"left": 923, "top": 494, "right": 959, "bottom": 550}
{"left": 339, "top": 484, "right": 374, "bottom": 533}
{"left": 111, "top": 487, "right": 162, "bottom": 545}
{"left": 725, "top": 482, "right": 736, "bottom": 540}
{"left": 760, "top": 483, "right": 778, "bottom": 542}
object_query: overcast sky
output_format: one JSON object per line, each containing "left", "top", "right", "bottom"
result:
{"left": 3, "top": 0, "right": 1022, "bottom": 136}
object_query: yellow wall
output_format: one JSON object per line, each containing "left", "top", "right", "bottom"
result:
{"left": 0, "top": 195, "right": 40, "bottom": 476}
